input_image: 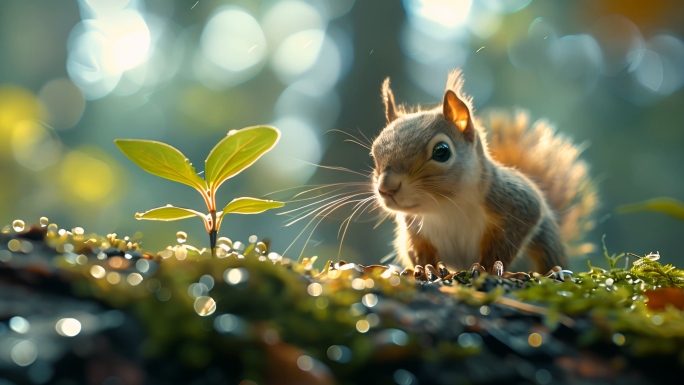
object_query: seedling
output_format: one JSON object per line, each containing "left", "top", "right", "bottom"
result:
{"left": 115, "top": 125, "right": 284, "bottom": 255}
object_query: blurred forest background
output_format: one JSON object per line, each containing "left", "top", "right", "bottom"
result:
{"left": 1, "top": 0, "right": 683, "bottom": 270}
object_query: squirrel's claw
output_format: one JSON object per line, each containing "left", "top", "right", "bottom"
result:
{"left": 490, "top": 261, "right": 504, "bottom": 277}
{"left": 469, "top": 263, "right": 486, "bottom": 279}
{"left": 413, "top": 265, "right": 428, "bottom": 281}
{"left": 424, "top": 264, "right": 441, "bottom": 281}
{"left": 437, "top": 262, "right": 450, "bottom": 278}
{"left": 545, "top": 266, "right": 575, "bottom": 282}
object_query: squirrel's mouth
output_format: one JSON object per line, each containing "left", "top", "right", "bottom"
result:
{"left": 379, "top": 195, "right": 420, "bottom": 212}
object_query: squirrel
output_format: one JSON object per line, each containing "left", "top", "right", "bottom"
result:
{"left": 371, "top": 69, "right": 597, "bottom": 274}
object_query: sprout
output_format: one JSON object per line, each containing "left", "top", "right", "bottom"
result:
{"left": 115, "top": 126, "right": 284, "bottom": 255}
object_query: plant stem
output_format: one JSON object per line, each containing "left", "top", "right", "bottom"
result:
{"left": 209, "top": 209, "right": 217, "bottom": 257}
{"left": 209, "top": 229, "right": 217, "bottom": 257}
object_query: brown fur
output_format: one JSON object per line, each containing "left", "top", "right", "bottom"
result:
{"left": 483, "top": 111, "right": 598, "bottom": 255}
{"left": 372, "top": 69, "right": 597, "bottom": 273}
{"left": 406, "top": 230, "right": 440, "bottom": 267}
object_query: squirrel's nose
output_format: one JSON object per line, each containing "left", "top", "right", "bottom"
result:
{"left": 378, "top": 182, "right": 401, "bottom": 197}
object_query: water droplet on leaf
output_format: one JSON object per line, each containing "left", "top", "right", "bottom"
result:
{"left": 176, "top": 231, "right": 187, "bottom": 243}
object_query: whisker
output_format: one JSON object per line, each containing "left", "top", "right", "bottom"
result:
{"left": 429, "top": 189, "right": 467, "bottom": 218}
{"left": 293, "top": 159, "right": 372, "bottom": 178}
{"left": 357, "top": 128, "right": 373, "bottom": 147}
{"left": 296, "top": 197, "right": 371, "bottom": 260}
{"left": 338, "top": 196, "right": 376, "bottom": 239}
{"left": 337, "top": 196, "right": 377, "bottom": 259}
{"left": 280, "top": 190, "right": 372, "bottom": 216}
{"left": 291, "top": 182, "right": 371, "bottom": 200}
{"left": 373, "top": 211, "right": 391, "bottom": 229}
{"left": 282, "top": 195, "right": 364, "bottom": 258}
{"left": 344, "top": 139, "right": 371, "bottom": 150}
{"left": 328, "top": 129, "right": 372, "bottom": 149}
{"left": 284, "top": 192, "right": 373, "bottom": 227}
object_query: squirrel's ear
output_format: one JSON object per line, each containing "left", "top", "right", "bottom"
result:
{"left": 443, "top": 90, "right": 475, "bottom": 141}
{"left": 382, "top": 78, "right": 399, "bottom": 124}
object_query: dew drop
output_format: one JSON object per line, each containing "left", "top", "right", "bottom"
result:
{"left": 175, "top": 245, "right": 187, "bottom": 260}
{"left": 224, "top": 268, "right": 249, "bottom": 284}
{"left": 127, "top": 273, "right": 143, "bottom": 286}
{"left": 12, "top": 220, "right": 25, "bottom": 232}
{"left": 176, "top": 231, "right": 187, "bottom": 244}
{"left": 362, "top": 293, "right": 378, "bottom": 307}
{"left": 351, "top": 278, "right": 366, "bottom": 290}
{"left": 215, "top": 246, "right": 228, "bottom": 258}
{"left": 307, "top": 283, "right": 323, "bottom": 297}
{"left": 90, "top": 265, "right": 106, "bottom": 279}
{"left": 48, "top": 223, "right": 59, "bottom": 236}
{"left": 72, "top": 227, "right": 85, "bottom": 237}
{"left": 256, "top": 242, "right": 267, "bottom": 254}
{"left": 216, "top": 237, "right": 232, "bottom": 249}
{"left": 39, "top": 217, "right": 49, "bottom": 227}
{"left": 194, "top": 296, "right": 217, "bottom": 316}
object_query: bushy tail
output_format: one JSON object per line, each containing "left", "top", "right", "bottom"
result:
{"left": 482, "top": 111, "right": 598, "bottom": 255}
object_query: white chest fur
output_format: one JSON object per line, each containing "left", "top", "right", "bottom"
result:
{"left": 418, "top": 190, "right": 487, "bottom": 270}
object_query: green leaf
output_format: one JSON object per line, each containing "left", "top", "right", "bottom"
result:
{"left": 617, "top": 197, "right": 684, "bottom": 221}
{"left": 220, "top": 197, "right": 284, "bottom": 218}
{"left": 115, "top": 139, "right": 207, "bottom": 191}
{"left": 135, "top": 205, "right": 206, "bottom": 221}
{"left": 205, "top": 126, "right": 280, "bottom": 190}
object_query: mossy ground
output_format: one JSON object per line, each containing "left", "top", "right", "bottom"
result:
{"left": 1, "top": 221, "right": 684, "bottom": 384}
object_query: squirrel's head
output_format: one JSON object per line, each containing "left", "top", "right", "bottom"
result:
{"left": 371, "top": 69, "right": 483, "bottom": 215}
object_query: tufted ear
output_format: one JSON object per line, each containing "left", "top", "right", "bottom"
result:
{"left": 382, "top": 78, "right": 400, "bottom": 124}
{"left": 443, "top": 90, "right": 475, "bottom": 141}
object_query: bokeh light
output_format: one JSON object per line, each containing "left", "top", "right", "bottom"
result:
{"left": 200, "top": 7, "right": 266, "bottom": 79}
{"left": 11, "top": 121, "right": 62, "bottom": 171}
{"left": 67, "top": 1, "right": 151, "bottom": 99}
{"left": 55, "top": 318, "right": 82, "bottom": 337}
{"left": 194, "top": 296, "right": 217, "bottom": 316}
{"left": 38, "top": 78, "right": 86, "bottom": 130}
{"left": 9, "top": 316, "right": 30, "bottom": 334}
{"left": 404, "top": 0, "right": 473, "bottom": 36}
{"left": 258, "top": 116, "right": 323, "bottom": 185}
{"left": 11, "top": 340, "right": 38, "bottom": 367}
{"left": 58, "top": 147, "right": 119, "bottom": 204}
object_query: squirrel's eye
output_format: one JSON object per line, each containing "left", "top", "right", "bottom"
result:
{"left": 432, "top": 142, "right": 450, "bottom": 162}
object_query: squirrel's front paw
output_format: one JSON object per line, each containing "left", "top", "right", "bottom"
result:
{"left": 404, "top": 263, "right": 455, "bottom": 282}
